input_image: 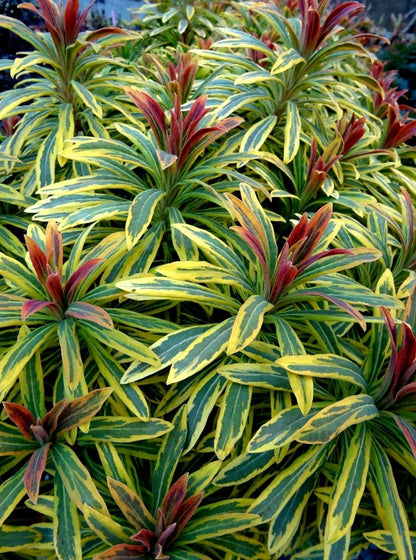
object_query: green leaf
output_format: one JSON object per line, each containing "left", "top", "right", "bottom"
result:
{"left": 283, "top": 101, "right": 301, "bottom": 163}
{"left": 228, "top": 295, "right": 273, "bottom": 354}
{"left": 0, "top": 324, "right": 57, "bottom": 401}
{"left": 0, "top": 254, "right": 44, "bottom": 298}
{"left": 86, "top": 341, "right": 149, "bottom": 419}
{"left": 169, "top": 207, "right": 199, "bottom": 261}
{"left": 214, "top": 382, "right": 252, "bottom": 460}
{"left": 0, "top": 423, "right": 38, "bottom": 455}
{"left": 240, "top": 116, "right": 277, "bottom": 153}
{"left": 218, "top": 362, "right": 291, "bottom": 391}
{"left": 271, "top": 48, "right": 305, "bottom": 74}
{"left": 78, "top": 417, "right": 173, "bottom": 443}
{"left": 56, "top": 103, "right": 75, "bottom": 166}
{"left": 58, "top": 319, "right": 83, "bottom": 391}
{"left": 157, "top": 261, "right": 249, "bottom": 290}
{"left": 180, "top": 512, "right": 260, "bottom": 544}
{"left": 273, "top": 316, "right": 312, "bottom": 415}
{"left": 324, "top": 532, "right": 351, "bottom": 560}
{"left": 0, "top": 465, "right": 26, "bottom": 525}
{"left": 120, "top": 326, "right": 209, "bottom": 384}
{"left": 53, "top": 469, "right": 82, "bottom": 560}
{"left": 268, "top": 476, "right": 316, "bottom": 556}
{"left": 248, "top": 405, "right": 322, "bottom": 453}
{"left": 326, "top": 424, "right": 371, "bottom": 544}
{"left": 186, "top": 372, "right": 228, "bottom": 453}
{"left": 364, "top": 530, "right": 416, "bottom": 555}
{"left": 107, "top": 477, "right": 154, "bottom": 531}
{"left": 187, "top": 461, "right": 222, "bottom": 497}
{"left": 56, "top": 387, "right": 113, "bottom": 438}
{"left": 171, "top": 224, "right": 245, "bottom": 274}
{"left": 117, "top": 275, "right": 238, "bottom": 313}
{"left": 214, "top": 450, "right": 275, "bottom": 487}
{"left": 207, "top": 533, "right": 269, "bottom": 559}
{"left": 0, "top": 524, "right": 42, "bottom": 552}
{"left": 276, "top": 353, "right": 368, "bottom": 390}
{"left": 249, "top": 444, "right": 330, "bottom": 522}
{"left": 36, "top": 130, "right": 58, "bottom": 187}
{"left": 295, "top": 248, "right": 382, "bottom": 285}
{"left": 126, "top": 190, "right": 165, "bottom": 249}
{"left": 71, "top": 80, "right": 102, "bottom": 118}
{"left": 151, "top": 406, "right": 187, "bottom": 514}
{"left": 295, "top": 395, "right": 379, "bottom": 444}
{"left": 168, "top": 318, "right": 234, "bottom": 383}
{"left": 78, "top": 321, "right": 160, "bottom": 366}
{"left": 369, "top": 440, "right": 413, "bottom": 560}
{"left": 51, "top": 443, "right": 108, "bottom": 514}
{"left": 83, "top": 505, "right": 132, "bottom": 546}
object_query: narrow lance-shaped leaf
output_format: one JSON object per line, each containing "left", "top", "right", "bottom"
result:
{"left": 53, "top": 470, "right": 82, "bottom": 560}
{"left": 152, "top": 406, "right": 187, "bottom": 515}
{"left": 58, "top": 319, "right": 83, "bottom": 391}
{"left": 55, "top": 387, "right": 113, "bottom": 438}
{"left": 273, "top": 316, "right": 313, "bottom": 415}
{"left": 0, "top": 324, "right": 57, "bottom": 401}
{"left": 65, "top": 302, "right": 113, "bottom": 329}
{"left": 276, "top": 353, "right": 368, "bottom": 390}
{"left": 249, "top": 444, "right": 330, "bottom": 522}
{"left": 214, "top": 382, "right": 252, "bottom": 460}
{"left": 51, "top": 443, "right": 108, "bottom": 514}
{"left": 107, "top": 477, "right": 155, "bottom": 531}
{"left": 369, "top": 440, "right": 413, "bottom": 560}
{"left": 295, "top": 395, "right": 379, "bottom": 444}
{"left": 325, "top": 423, "right": 371, "bottom": 544}
{"left": 83, "top": 505, "right": 133, "bottom": 546}
{"left": 77, "top": 416, "right": 173, "bottom": 443}
{"left": 24, "top": 442, "right": 51, "bottom": 503}
{"left": 126, "top": 190, "right": 166, "bottom": 250}
{"left": 284, "top": 101, "right": 301, "bottom": 163}
{"left": 227, "top": 295, "right": 273, "bottom": 355}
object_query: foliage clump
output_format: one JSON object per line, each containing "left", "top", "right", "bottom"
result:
{"left": 0, "top": 0, "right": 416, "bottom": 559}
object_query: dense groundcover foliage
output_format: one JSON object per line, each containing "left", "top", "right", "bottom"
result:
{"left": 0, "top": 0, "right": 416, "bottom": 558}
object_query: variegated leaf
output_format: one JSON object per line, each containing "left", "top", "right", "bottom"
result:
{"left": 126, "top": 190, "right": 165, "bottom": 249}
{"left": 228, "top": 295, "right": 273, "bottom": 355}
{"left": 326, "top": 423, "right": 371, "bottom": 543}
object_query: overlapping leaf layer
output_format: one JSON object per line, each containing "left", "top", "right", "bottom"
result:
{"left": 0, "top": 0, "right": 416, "bottom": 558}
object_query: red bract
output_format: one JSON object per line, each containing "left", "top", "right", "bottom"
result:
{"left": 245, "top": 31, "right": 278, "bottom": 67}
{"left": 2, "top": 388, "right": 111, "bottom": 502}
{"left": 377, "top": 308, "right": 416, "bottom": 407}
{"left": 337, "top": 113, "right": 366, "bottom": 156}
{"left": 21, "top": 221, "right": 112, "bottom": 327}
{"left": 381, "top": 106, "right": 416, "bottom": 149}
{"left": 145, "top": 52, "right": 198, "bottom": 104}
{"left": 1, "top": 116, "right": 20, "bottom": 137}
{"left": 303, "top": 137, "right": 337, "bottom": 199}
{"left": 370, "top": 60, "right": 408, "bottom": 118}
{"left": 96, "top": 473, "right": 204, "bottom": 560}
{"left": 228, "top": 194, "right": 350, "bottom": 304}
{"left": 299, "top": 0, "right": 364, "bottom": 58}
{"left": 18, "top": 0, "right": 125, "bottom": 49}
{"left": 125, "top": 89, "right": 242, "bottom": 175}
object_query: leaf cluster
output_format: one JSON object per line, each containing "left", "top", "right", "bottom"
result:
{"left": 0, "top": 0, "right": 416, "bottom": 559}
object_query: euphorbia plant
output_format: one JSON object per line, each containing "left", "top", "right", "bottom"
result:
{"left": 27, "top": 88, "right": 244, "bottom": 256}
{"left": 116, "top": 185, "right": 397, "bottom": 407}
{"left": 0, "top": 0, "right": 127, "bottom": 186}
{"left": 93, "top": 473, "right": 205, "bottom": 559}
{"left": 0, "top": 220, "right": 161, "bottom": 401}
{"left": 1, "top": 388, "right": 112, "bottom": 504}
{"left": 86, "top": 407, "right": 264, "bottom": 559}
